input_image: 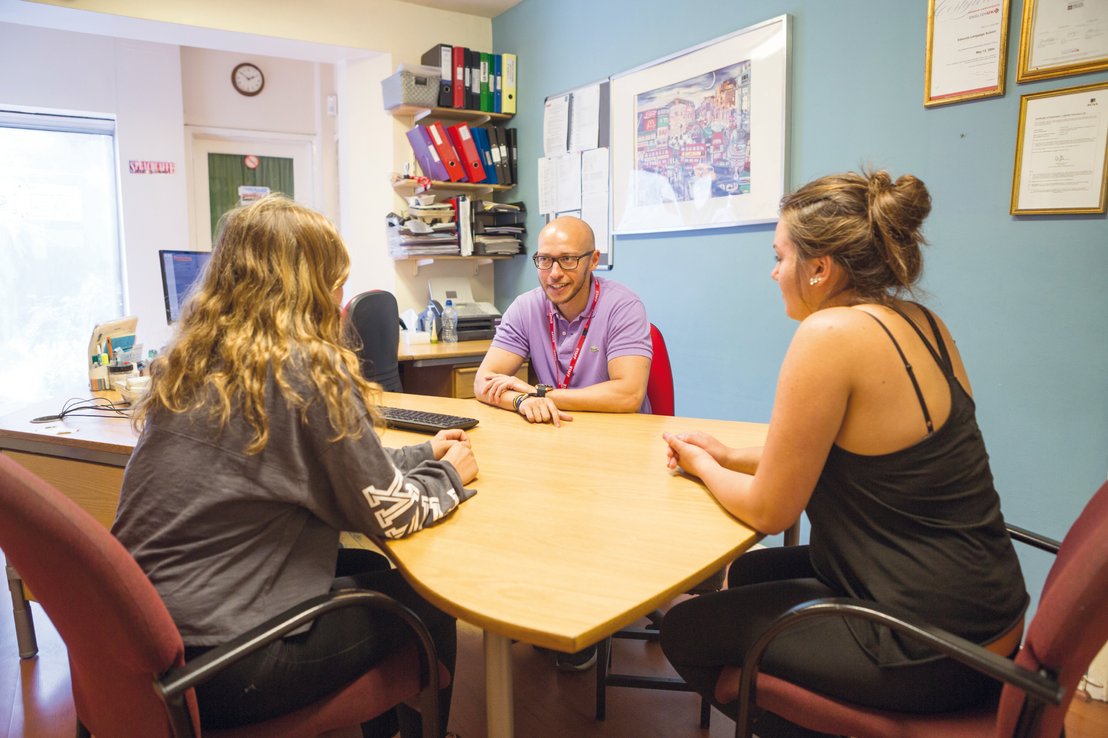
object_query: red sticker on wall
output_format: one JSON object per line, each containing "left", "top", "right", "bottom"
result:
{"left": 244, "top": 155, "right": 259, "bottom": 169}
{"left": 128, "top": 160, "right": 176, "bottom": 174}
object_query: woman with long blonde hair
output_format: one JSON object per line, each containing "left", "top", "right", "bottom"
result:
{"left": 113, "top": 194, "right": 477, "bottom": 737}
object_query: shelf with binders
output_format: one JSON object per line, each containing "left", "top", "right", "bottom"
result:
{"left": 394, "top": 105, "right": 518, "bottom": 193}
{"left": 387, "top": 196, "right": 525, "bottom": 272}
{"left": 391, "top": 176, "right": 512, "bottom": 199}
{"left": 388, "top": 77, "right": 522, "bottom": 270}
{"left": 390, "top": 105, "right": 512, "bottom": 126}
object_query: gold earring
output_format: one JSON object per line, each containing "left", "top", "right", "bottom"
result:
{"left": 809, "top": 276, "right": 821, "bottom": 286}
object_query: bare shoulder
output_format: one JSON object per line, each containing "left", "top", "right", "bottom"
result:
{"left": 782, "top": 308, "right": 880, "bottom": 383}
{"left": 788, "top": 306, "right": 914, "bottom": 379}
{"left": 794, "top": 306, "right": 878, "bottom": 343}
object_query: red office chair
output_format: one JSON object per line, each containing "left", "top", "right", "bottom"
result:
{"left": 596, "top": 322, "right": 719, "bottom": 726}
{"left": 716, "top": 480, "right": 1108, "bottom": 738}
{"left": 0, "top": 454, "right": 448, "bottom": 738}
{"left": 645, "top": 322, "right": 674, "bottom": 416}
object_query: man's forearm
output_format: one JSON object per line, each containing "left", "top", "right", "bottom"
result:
{"left": 474, "top": 371, "right": 531, "bottom": 411}
{"left": 549, "top": 380, "right": 643, "bottom": 413}
{"left": 478, "top": 386, "right": 528, "bottom": 411}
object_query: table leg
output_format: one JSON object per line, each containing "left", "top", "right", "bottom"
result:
{"left": 483, "top": 630, "right": 514, "bottom": 738}
{"left": 6, "top": 562, "right": 38, "bottom": 659}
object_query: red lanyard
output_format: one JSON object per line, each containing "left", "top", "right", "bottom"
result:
{"left": 548, "top": 278, "right": 601, "bottom": 389}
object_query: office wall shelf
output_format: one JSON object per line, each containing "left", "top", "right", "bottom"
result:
{"left": 389, "top": 105, "right": 513, "bottom": 126}
{"left": 390, "top": 102, "right": 515, "bottom": 197}
{"left": 393, "top": 254, "right": 510, "bottom": 276}
{"left": 392, "top": 178, "right": 511, "bottom": 199}
{"left": 388, "top": 87, "right": 523, "bottom": 276}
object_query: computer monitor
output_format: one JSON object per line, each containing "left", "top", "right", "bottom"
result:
{"left": 158, "top": 249, "right": 212, "bottom": 323}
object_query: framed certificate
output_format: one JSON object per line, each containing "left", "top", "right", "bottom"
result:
{"left": 925, "top": 0, "right": 1011, "bottom": 107}
{"left": 1011, "top": 81, "right": 1108, "bottom": 215}
{"left": 1017, "top": 0, "right": 1108, "bottom": 83}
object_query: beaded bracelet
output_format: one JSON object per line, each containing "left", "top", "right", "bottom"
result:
{"left": 512, "top": 393, "right": 528, "bottom": 414}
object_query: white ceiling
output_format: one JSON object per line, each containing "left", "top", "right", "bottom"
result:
{"left": 392, "top": 0, "right": 522, "bottom": 19}
{"left": 0, "top": 0, "right": 523, "bottom": 61}
{"left": 0, "top": 1, "right": 370, "bottom": 61}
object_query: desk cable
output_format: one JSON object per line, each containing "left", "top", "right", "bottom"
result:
{"left": 30, "top": 396, "right": 132, "bottom": 424}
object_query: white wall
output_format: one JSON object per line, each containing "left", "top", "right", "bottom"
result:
{"left": 338, "top": 55, "right": 398, "bottom": 303}
{"left": 182, "top": 48, "right": 323, "bottom": 134}
{"left": 337, "top": 58, "right": 498, "bottom": 315}
{"left": 179, "top": 47, "right": 339, "bottom": 244}
{"left": 0, "top": 23, "right": 189, "bottom": 352}
{"left": 115, "top": 40, "right": 190, "bottom": 352}
{"left": 3, "top": 0, "right": 499, "bottom": 348}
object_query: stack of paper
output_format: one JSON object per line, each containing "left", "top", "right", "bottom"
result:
{"left": 386, "top": 222, "right": 459, "bottom": 259}
{"left": 474, "top": 234, "right": 521, "bottom": 255}
{"left": 472, "top": 199, "right": 525, "bottom": 255}
{"left": 407, "top": 202, "right": 456, "bottom": 224}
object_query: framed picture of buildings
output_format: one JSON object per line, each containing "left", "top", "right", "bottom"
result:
{"left": 609, "top": 14, "right": 789, "bottom": 234}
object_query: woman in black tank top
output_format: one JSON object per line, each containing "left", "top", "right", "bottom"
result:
{"left": 658, "top": 171, "right": 1027, "bottom": 737}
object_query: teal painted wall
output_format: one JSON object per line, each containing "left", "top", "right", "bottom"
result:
{"left": 493, "top": 0, "right": 1108, "bottom": 608}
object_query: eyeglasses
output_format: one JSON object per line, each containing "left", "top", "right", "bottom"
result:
{"left": 532, "top": 251, "right": 595, "bottom": 271}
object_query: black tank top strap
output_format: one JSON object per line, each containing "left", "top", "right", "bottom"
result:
{"left": 858, "top": 311, "right": 935, "bottom": 435}
{"left": 914, "top": 304, "right": 954, "bottom": 376}
{"left": 885, "top": 302, "right": 953, "bottom": 377}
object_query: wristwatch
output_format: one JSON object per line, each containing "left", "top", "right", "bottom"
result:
{"left": 532, "top": 383, "right": 554, "bottom": 397}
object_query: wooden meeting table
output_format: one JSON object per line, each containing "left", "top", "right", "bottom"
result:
{"left": 0, "top": 391, "right": 766, "bottom": 738}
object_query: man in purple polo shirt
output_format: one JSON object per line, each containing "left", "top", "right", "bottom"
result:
{"left": 474, "top": 215, "right": 653, "bottom": 672}
{"left": 475, "top": 215, "right": 652, "bottom": 427}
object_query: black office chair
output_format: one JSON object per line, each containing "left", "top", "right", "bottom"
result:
{"left": 343, "top": 290, "right": 403, "bottom": 392}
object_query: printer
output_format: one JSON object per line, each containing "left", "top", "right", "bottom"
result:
{"left": 427, "top": 278, "right": 501, "bottom": 341}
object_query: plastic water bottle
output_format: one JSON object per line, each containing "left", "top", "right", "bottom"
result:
{"left": 442, "top": 299, "right": 459, "bottom": 343}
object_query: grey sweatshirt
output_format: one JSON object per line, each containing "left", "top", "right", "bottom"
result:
{"left": 112, "top": 371, "right": 473, "bottom": 645}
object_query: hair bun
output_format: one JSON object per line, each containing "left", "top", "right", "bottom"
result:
{"left": 866, "top": 170, "right": 895, "bottom": 202}
{"left": 778, "top": 168, "right": 933, "bottom": 301}
{"left": 864, "top": 170, "right": 931, "bottom": 288}
{"left": 891, "top": 174, "right": 932, "bottom": 234}
{"left": 865, "top": 170, "right": 932, "bottom": 236}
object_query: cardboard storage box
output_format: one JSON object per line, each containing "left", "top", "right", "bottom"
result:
{"left": 382, "top": 64, "right": 441, "bottom": 109}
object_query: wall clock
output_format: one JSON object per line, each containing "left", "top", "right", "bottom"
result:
{"left": 231, "top": 62, "right": 265, "bottom": 97}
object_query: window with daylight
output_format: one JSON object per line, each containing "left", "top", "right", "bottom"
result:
{"left": 0, "top": 110, "right": 125, "bottom": 416}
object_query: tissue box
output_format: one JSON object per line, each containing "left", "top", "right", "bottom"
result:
{"left": 381, "top": 64, "right": 441, "bottom": 109}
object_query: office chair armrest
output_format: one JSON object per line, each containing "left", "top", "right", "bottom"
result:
{"left": 155, "top": 589, "right": 440, "bottom": 738}
{"left": 734, "top": 597, "right": 1063, "bottom": 738}
{"left": 1007, "top": 523, "right": 1061, "bottom": 554}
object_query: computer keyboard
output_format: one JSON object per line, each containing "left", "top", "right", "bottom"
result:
{"left": 377, "top": 405, "right": 479, "bottom": 434}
